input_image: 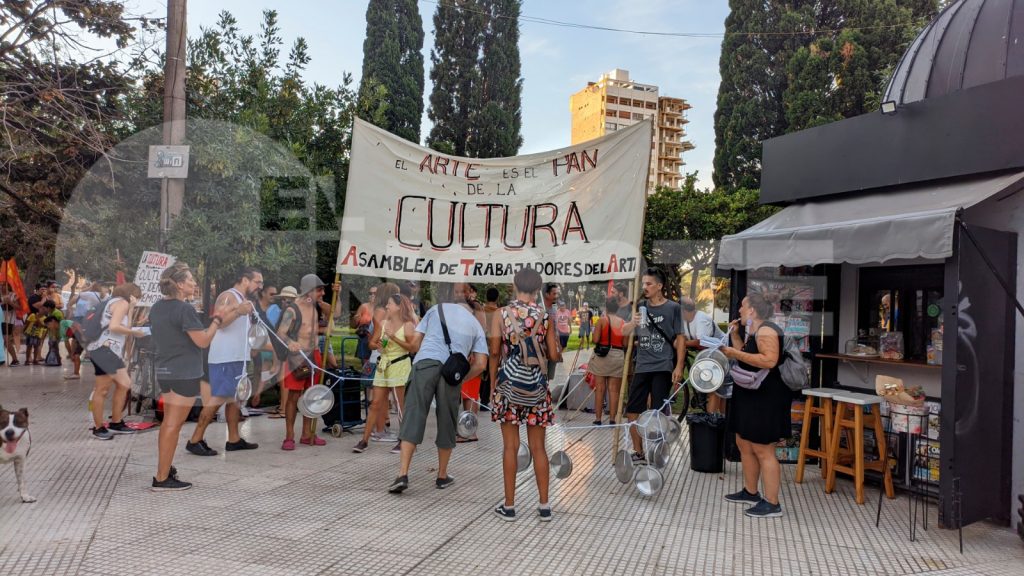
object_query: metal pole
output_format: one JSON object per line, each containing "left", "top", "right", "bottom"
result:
{"left": 160, "top": 0, "right": 187, "bottom": 251}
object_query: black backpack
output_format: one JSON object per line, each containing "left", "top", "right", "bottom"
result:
{"left": 75, "top": 299, "right": 111, "bottom": 347}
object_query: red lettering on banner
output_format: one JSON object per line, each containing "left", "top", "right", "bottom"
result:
{"left": 396, "top": 196, "right": 425, "bottom": 249}
{"left": 607, "top": 254, "right": 619, "bottom": 273}
{"left": 340, "top": 245, "right": 359, "bottom": 267}
{"left": 434, "top": 156, "right": 450, "bottom": 175}
{"left": 427, "top": 198, "right": 456, "bottom": 250}
{"left": 551, "top": 150, "right": 599, "bottom": 177}
{"left": 419, "top": 154, "right": 435, "bottom": 174}
{"left": 460, "top": 259, "right": 475, "bottom": 275}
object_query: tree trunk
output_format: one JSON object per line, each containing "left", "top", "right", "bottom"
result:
{"left": 689, "top": 265, "right": 702, "bottom": 299}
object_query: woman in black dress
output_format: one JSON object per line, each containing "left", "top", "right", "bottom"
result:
{"left": 721, "top": 292, "right": 790, "bottom": 518}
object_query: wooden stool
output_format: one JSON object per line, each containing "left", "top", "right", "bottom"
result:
{"left": 795, "top": 387, "right": 843, "bottom": 483}
{"left": 825, "top": 393, "right": 895, "bottom": 504}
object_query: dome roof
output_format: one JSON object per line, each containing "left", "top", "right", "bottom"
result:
{"left": 884, "top": 0, "right": 1024, "bottom": 105}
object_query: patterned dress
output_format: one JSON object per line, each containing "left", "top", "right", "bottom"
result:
{"left": 491, "top": 299, "right": 556, "bottom": 427}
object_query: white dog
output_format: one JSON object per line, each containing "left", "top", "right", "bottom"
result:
{"left": 0, "top": 406, "right": 35, "bottom": 503}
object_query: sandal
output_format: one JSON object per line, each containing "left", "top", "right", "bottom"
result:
{"left": 300, "top": 436, "right": 326, "bottom": 446}
{"left": 456, "top": 435, "right": 478, "bottom": 443}
{"left": 281, "top": 439, "right": 296, "bottom": 451}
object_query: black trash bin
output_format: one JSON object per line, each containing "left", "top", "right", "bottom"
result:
{"left": 686, "top": 413, "right": 726, "bottom": 473}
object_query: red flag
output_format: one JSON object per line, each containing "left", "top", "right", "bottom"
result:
{"left": 4, "top": 259, "right": 29, "bottom": 317}
{"left": 0, "top": 260, "right": 6, "bottom": 284}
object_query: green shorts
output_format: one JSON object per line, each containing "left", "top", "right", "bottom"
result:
{"left": 398, "top": 360, "right": 462, "bottom": 449}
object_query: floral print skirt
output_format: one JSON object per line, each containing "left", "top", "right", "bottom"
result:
{"left": 491, "top": 387, "right": 556, "bottom": 427}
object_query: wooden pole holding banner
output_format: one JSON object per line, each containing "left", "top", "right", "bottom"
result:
{"left": 611, "top": 119, "right": 655, "bottom": 461}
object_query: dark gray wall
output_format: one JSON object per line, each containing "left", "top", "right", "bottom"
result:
{"left": 760, "top": 76, "right": 1024, "bottom": 204}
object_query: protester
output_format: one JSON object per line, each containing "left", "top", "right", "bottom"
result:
{"left": 365, "top": 282, "right": 400, "bottom": 442}
{"left": 458, "top": 283, "right": 486, "bottom": 439}
{"left": 613, "top": 282, "right": 633, "bottom": 321}
{"left": 542, "top": 283, "right": 561, "bottom": 381}
{"left": 43, "top": 312, "right": 62, "bottom": 366}
{"left": 150, "top": 262, "right": 220, "bottom": 491}
{"left": 353, "top": 292, "right": 416, "bottom": 454}
{"left": 621, "top": 268, "right": 685, "bottom": 461}
{"left": 183, "top": 268, "right": 262, "bottom": 456}
{"left": 1, "top": 287, "right": 19, "bottom": 365}
{"left": 480, "top": 286, "right": 502, "bottom": 410}
{"left": 555, "top": 302, "right": 572, "bottom": 351}
{"left": 680, "top": 296, "right": 727, "bottom": 413}
{"left": 388, "top": 283, "right": 488, "bottom": 494}
{"left": 250, "top": 283, "right": 278, "bottom": 408}
{"left": 61, "top": 315, "right": 82, "bottom": 379}
{"left": 408, "top": 280, "right": 428, "bottom": 318}
{"left": 487, "top": 267, "right": 561, "bottom": 521}
{"left": 577, "top": 302, "right": 593, "bottom": 349}
{"left": 86, "top": 283, "right": 144, "bottom": 439}
{"left": 69, "top": 282, "right": 105, "bottom": 323}
{"left": 587, "top": 298, "right": 626, "bottom": 425}
{"left": 720, "top": 293, "right": 789, "bottom": 518}
{"left": 23, "top": 302, "right": 48, "bottom": 365}
{"left": 267, "top": 285, "right": 296, "bottom": 419}
{"left": 46, "top": 280, "right": 63, "bottom": 311}
{"left": 277, "top": 274, "right": 328, "bottom": 450}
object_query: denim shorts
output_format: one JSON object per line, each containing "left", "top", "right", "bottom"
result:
{"left": 208, "top": 361, "right": 245, "bottom": 398}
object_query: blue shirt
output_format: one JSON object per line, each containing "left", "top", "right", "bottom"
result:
{"left": 267, "top": 304, "right": 282, "bottom": 328}
{"left": 414, "top": 303, "right": 488, "bottom": 365}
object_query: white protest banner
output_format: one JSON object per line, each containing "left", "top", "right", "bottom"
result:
{"left": 337, "top": 118, "right": 651, "bottom": 283}
{"left": 133, "top": 251, "right": 176, "bottom": 307}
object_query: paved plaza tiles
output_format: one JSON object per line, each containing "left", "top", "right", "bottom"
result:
{"left": 1, "top": 362, "right": 1022, "bottom": 576}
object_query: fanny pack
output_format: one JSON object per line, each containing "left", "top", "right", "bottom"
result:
{"left": 729, "top": 364, "right": 768, "bottom": 390}
{"left": 593, "top": 320, "right": 611, "bottom": 357}
{"left": 378, "top": 353, "right": 410, "bottom": 372}
{"left": 287, "top": 351, "right": 312, "bottom": 381}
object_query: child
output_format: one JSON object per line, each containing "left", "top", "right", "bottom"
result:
{"left": 44, "top": 315, "right": 62, "bottom": 366}
{"left": 24, "top": 311, "right": 46, "bottom": 365}
{"left": 61, "top": 317, "right": 81, "bottom": 378}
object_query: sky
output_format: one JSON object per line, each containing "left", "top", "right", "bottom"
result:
{"left": 134, "top": 0, "right": 729, "bottom": 190}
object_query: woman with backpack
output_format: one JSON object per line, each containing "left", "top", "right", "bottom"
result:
{"left": 586, "top": 298, "right": 627, "bottom": 426}
{"left": 488, "top": 267, "right": 562, "bottom": 522}
{"left": 720, "top": 292, "right": 790, "bottom": 519}
{"left": 86, "top": 283, "right": 145, "bottom": 440}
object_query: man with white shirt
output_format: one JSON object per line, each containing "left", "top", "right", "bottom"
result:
{"left": 185, "top": 267, "right": 262, "bottom": 456}
{"left": 389, "top": 283, "right": 488, "bottom": 494}
{"left": 681, "top": 297, "right": 727, "bottom": 413}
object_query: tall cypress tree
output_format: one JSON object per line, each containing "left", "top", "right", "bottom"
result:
{"left": 471, "top": 0, "right": 523, "bottom": 158}
{"left": 358, "top": 0, "right": 425, "bottom": 143}
{"left": 426, "top": 0, "right": 487, "bottom": 156}
{"left": 713, "top": 0, "right": 937, "bottom": 191}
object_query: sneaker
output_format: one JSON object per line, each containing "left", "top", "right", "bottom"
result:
{"left": 371, "top": 432, "right": 398, "bottom": 443}
{"left": 435, "top": 476, "right": 455, "bottom": 490}
{"left": 494, "top": 505, "right": 516, "bottom": 521}
{"left": 538, "top": 507, "right": 552, "bottom": 522}
{"left": 388, "top": 475, "right": 409, "bottom": 494}
{"left": 169, "top": 466, "right": 178, "bottom": 480}
{"left": 353, "top": 440, "right": 368, "bottom": 453}
{"left": 724, "top": 488, "right": 762, "bottom": 504}
{"left": 225, "top": 438, "right": 258, "bottom": 451}
{"left": 151, "top": 476, "right": 192, "bottom": 492}
{"left": 186, "top": 440, "right": 218, "bottom": 456}
{"left": 744, "top": 499, "right": 783, "bottom": 518}
{"left": 630, "top": 451, "right": 646, "bottom": 464}
{"left": 390, "top": 441, "right": 401, "bottom": 454}
{"left": 107, "top": 421, "right": 136, "bottom": 435}
{"left": 91, "top": 426, "right": 113, "bottom": 440}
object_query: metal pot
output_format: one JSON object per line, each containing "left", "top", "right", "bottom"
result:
{"left": 549, "top": 450, "right": 573, "bottom": 479}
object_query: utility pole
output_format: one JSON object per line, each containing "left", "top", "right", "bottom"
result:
{"left": 160, "top": 0, "right": 187, "bottom": 251}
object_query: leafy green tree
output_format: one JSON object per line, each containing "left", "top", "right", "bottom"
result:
{"left": 713, "top": 0, "right": 937, "bottom": 191}
{"left": 426, "top": 0, "right": 487, "bottom": 156}
{"left": 471, "top": 0, "right": 522, "bottom": 158}
{"left": 643, "top": 174, "right": 779, "bottom": 299}
{"left": 0, "top": 1, "right": 154, "bottom": 284}
{"left": 358, "top": 0, "right": 425, "bottom": 143}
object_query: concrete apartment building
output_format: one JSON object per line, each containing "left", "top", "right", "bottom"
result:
{"left": 569, "top": 68, "right": 695, "bottom": 191}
